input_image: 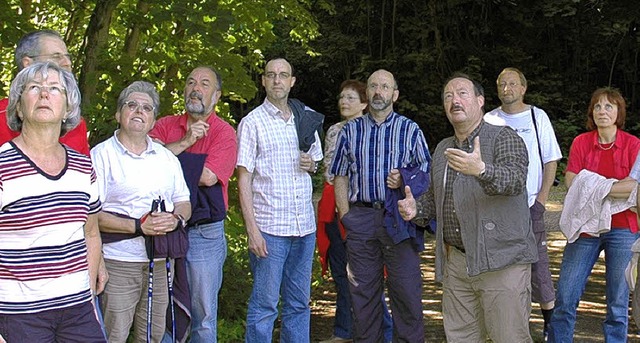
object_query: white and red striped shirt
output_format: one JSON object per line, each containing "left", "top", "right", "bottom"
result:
{"left": 0, "top": 142, "right": 101, "bottom": 314}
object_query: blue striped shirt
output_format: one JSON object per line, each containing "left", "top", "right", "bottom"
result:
{"left": 330, "top": 112, "right": 431, "bottom": 203}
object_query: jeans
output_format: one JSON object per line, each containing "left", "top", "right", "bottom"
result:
{"left": 326, "top": 218, "right": 393, "bottom": 341}
{"left": 186, "top": 220, "right": 227, "bottom": 343}
{"left": 549, "top": 229, "right": 639, "bottom": 343}
{"left": 245, "top": 232, "right": 315, "bottom": 343}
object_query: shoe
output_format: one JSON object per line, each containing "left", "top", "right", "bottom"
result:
{"left": 319, "top": 335, "right": 353, "bottom": 343}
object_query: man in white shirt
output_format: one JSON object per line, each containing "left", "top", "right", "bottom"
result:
{"left": 485, "top": 67, "right": 562, "bottom": 339}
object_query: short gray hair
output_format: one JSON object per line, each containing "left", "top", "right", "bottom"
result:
{"left": 15, "top": 30, "right": 64, "bottom": 71}
{"left": 117, "top": 81, "right": 160, "bottom": 118}
{"left": 7, "top": 62, "right": 81, "bottom": 135}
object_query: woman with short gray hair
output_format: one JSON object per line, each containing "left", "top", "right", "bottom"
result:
{"left": 0, "top": 62, "right": 105, "bottom": 342}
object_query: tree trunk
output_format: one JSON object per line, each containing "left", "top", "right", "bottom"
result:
{"left": 78, "top": 0, "right": 122, "bottom": 110}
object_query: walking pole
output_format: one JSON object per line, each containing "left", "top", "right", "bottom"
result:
{"left": 146, "top": 197, "right": 161, "bottom": 343}
{"left": 166, "top": 257, "right": 176, "bottom": 343}
{"left": 147, "top": 237, "right": 155, "bottom": 343}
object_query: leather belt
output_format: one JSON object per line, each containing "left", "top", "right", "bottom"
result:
{"left": 351, "top": 201, "right": 384, "bottom": 209}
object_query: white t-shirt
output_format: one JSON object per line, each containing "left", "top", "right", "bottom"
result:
{"left": 485, "top": 106, "right": 562, "bottom": 207}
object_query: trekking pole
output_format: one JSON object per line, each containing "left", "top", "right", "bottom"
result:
{"left": 166, "top": 257, "right": 176, "bottom": 343}
{"left": 146, "top": 197, "right": 161, "bottom": 343}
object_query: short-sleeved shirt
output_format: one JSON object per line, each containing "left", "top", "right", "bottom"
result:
{"left": 330, "top": 112, "right": 430, "bottom": 203}
{"left": 91, "top": 132, "right": 190, "bottom": 262}
{"left": 565, "top": 129, "right": 640, "bottom": 232}
{"left": 149, "top": 111, "right": 237, "bottom": 209}
{"left": 0, "top": 98, "right": 91, "bottom": 156}
{"left": 236, "top": 99, "right": 323, "bottom": 237}
{"left": 0, "top": 142, "right": 102, "bottom": 314}
{"left": 485, "top": 106, "right": 562, "bottom": 207}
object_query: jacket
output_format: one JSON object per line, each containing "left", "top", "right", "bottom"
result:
{"left": 432, "top": 123, "right": 538, "bottom": 281}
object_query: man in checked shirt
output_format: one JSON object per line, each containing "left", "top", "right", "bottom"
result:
{"left": 399, "top": 73, "right": 538, "bottom": 343}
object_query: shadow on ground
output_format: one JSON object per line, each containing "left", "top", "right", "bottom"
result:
{"left": 310, "top": 200, "right": 640, "bottom": 342}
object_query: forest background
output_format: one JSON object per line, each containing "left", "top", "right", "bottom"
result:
{"left": 1, "top": 0, "right": 639, "bottom": 340}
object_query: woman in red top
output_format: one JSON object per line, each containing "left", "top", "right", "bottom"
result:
{"left": 549, "top": 88, "right": 640, "bottom": 342}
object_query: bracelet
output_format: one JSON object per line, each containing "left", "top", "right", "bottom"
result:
{"left": 173, "top": 213, "right": 187, "bottom": 229}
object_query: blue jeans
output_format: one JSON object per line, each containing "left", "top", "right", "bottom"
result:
{"left": 245, "top": 232, "right": 315, "bottom": 343}
{"left": 326, "top": 218, "right": 393, "bottom": 341}
{"left": 549, "top": 229, "right": 639, "bottom": 343}
{"left": 185, "top": 220, "right": 227, "bottom": 343}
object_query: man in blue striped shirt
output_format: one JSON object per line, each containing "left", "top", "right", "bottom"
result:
{"left": 331, "top": 69, "right": 430, "bottom": 342}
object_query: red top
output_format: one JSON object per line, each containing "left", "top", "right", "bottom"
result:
{"left": 566, "top": 129, "right": 640, "bottom": 233}
{"left": 0, "top": 97, "right": 90, "bottom": 156}
{"left": 149, "top": 112, "right": 237, "bottom": 208}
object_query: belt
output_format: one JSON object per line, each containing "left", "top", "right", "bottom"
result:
{"left": 351, "top": 201, "right": 384, "bottom": 209}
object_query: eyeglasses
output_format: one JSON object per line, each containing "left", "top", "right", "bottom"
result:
{"left": 264, "top": 72, "right": 291, "bottom": 80}
{"left": 124, "top": 100, "right": 155, "bottom": 113}
{"left": 337, "top": 94, "right": 360, "bottom": 102}
{"left": 368, "top": 83, "right": 396, "bottom": 92}
{"left": 25, "top": 84, "right": 66, "bottom": 96}
{"left": 28, "top": 53, "right": 72, "bottom": 63}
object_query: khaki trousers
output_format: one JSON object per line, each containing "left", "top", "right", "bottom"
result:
{"left": 101, "top": 259, "right": 169, "bottom": 343}
{"left": 442, "top": 246, "right": 533, "bottom": 343}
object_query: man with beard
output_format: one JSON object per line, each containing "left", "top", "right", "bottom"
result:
{"left": 398, "top": 73, "right": 537, "bottom": 343}
{"left": 149, "top": 66, "right": 237, "bottom": 342}
{"left": 237, "top": 58, "right": 323, "bottom": 342}
{"left": 484, "top": 67, "right": 562, "bottom": 339}
{"left": 330, "top": 69, "right": 430, "bottom": 342}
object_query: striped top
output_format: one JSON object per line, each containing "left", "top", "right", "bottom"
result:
{"left": 0, "top": 142, "right": 102, "bottom": 314}
{"left": 330, "top": 112, "right": 431, "bottom": 203}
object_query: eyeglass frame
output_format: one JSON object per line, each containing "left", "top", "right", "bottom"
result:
{"left": 123, "top": 100, "right": 155, "bottom": 114}
{"left": 28, "top": 53, "right": 73, "bottom": 63}
{"left": 24, "top": 83, "right": 67, "bottom": 96}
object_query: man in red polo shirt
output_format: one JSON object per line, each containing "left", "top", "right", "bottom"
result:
{"left": 0, "top": 30, "right": 89, "bottom": 155}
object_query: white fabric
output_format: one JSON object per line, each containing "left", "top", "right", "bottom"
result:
{"left": 485, "top": 106, "right": 562, "bottom": 207}
{"left": 91, "top": 131, "right": 190, "bottom": 262}
{"left": 626, "top": 238, "right": 640, "bottom": 291}
{"left": 236, "top": 99, "right": 322, "bottom": 237}
{"left": 559, "top": 170, "right": 637, "bottom": 243}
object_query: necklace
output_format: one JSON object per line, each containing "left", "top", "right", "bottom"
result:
{"left": 597, "top": 141, "right": 615, "bottom": 151}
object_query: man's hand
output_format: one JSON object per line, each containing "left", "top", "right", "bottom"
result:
{"left": 386, "top": 169, "right": 402, "bottom": 189}
{"left": 248, "top": 229, "right": 268, "bottom": 258}
{"left": 96, "top": 257, "right": 109, "bottom": 295}
{"left": 398, "top": 185, "right": 417, "bottom": 221}
{"left": 444, "top": 136, "right": 486, "bottom": 176}
{"left": 185, "top": 120, "right": 210, "bottom": 145}
{"left": 299, "top": 152, "right": 316, "bottom": 173}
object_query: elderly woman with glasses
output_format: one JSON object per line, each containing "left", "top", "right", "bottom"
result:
{"left": 91, "top": 81, "right": 191, "bottom": 343}
{"left": 0, "top": 62, "right": 105, "bottom": 342}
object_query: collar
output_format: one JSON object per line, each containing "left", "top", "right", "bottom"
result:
{"left": 113, "top": 129, "right": 156, "bottom": 157}
{"left": 455, "top": 121, "right": 484, "bottom": 151}
{"left": 263, "top": 98, "right": 294, "bottom": 122}
{"left": 365, "top": 111, "right": 397, "bottom": 126}
{"left": 178, "top": 111, "right": 218, "bottom": 131}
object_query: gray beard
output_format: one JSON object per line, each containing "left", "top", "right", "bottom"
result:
{"left": 186, "top": 102, "right": 206, "bottom": 116}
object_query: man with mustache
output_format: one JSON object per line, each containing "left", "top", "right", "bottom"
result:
{"left": 330, "top": 69, "right": 430, "bottom": 342}
{"left": 149, "top": 66, "right": 237, "bottom": 342}
{"left": 485, "top": 67, "right": 562, "bottom": 339}
{"left": 398, "top": 73, "right": 537, "bottom": 343}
